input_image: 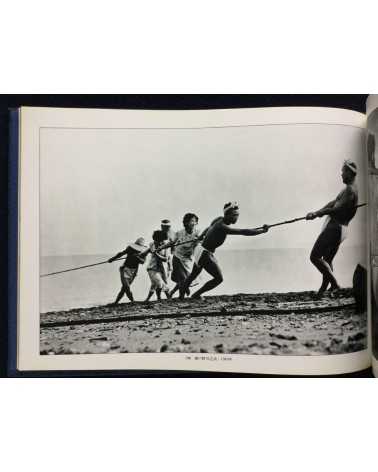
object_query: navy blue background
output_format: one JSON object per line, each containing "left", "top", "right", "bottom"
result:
{"left": 1, "top": 94, "right": 371, "bottom": 377}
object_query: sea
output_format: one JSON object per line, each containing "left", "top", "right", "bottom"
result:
{"left": 40, "top": 247, "right": 366, "bottom": 313}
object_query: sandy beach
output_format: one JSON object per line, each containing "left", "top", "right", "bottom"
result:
{"left": 40, "top": 289, "right": 366, "bottom": 356}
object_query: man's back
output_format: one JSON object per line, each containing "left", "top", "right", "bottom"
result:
{"left": 202, "top": 217, "right": 228, "bottom": 252}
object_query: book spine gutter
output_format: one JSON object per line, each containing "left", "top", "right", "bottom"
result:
{"left": 8, "top": 109, "right": 19, "bottom": 376}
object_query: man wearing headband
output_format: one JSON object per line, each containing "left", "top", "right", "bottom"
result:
{"left": 180, "top": 202, "right": 269, "bottom": 299}
{"left": 306, "top": 160, "right": 358, "bottom": 295}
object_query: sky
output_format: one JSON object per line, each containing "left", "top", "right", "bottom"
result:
{"left": 40, "top": 123, "right": 367, "bottom": 256}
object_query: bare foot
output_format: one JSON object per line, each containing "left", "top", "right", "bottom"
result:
{"left": 318, "top": 281, "right": 329, "bottom": 294}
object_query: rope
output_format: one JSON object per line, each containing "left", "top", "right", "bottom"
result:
{"left": 40, "top": 258, "right": 127, "bottom": 277}
{"left": 40, "top": 237, "right": 200, "bottom": 277}
{"left": 40, "top": 203, "right": 366, "bottom": 277}
{"left": 255, "top": 203, "right": 366, "bottom": 230}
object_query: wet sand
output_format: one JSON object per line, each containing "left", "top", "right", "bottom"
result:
{"left": 40, "top": 289, "right": 367, "bottom": 356}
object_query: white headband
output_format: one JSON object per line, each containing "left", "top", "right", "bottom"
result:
{"left": 223, "top": 202, "right": 239, "bottom": 215}
{"left": 344, "top": 160, "right": 357, "bottom": 175}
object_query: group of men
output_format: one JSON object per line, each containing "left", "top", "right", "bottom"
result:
{"left": 108, "top": 160, "right": 359, "bottom": 304}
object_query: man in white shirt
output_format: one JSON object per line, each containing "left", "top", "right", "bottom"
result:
{"left": 170, "top": 213, "right": 200, "bottom": 299}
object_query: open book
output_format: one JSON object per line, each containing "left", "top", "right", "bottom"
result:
{"left": 8, "top": 98, "right": 378, "bottom": 376}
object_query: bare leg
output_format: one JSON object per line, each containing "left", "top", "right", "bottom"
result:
{"left": 169, "top": 284, "right": 180, "bottom": 298}
{"left": 177, "top": 285, "right": 191, "bottom": 299}
{"left": 114, "top": 288, "right": 125, "bottom": 304}
{"left": 120, "top": 270, "right": 134, "bottom": 302}
{"left": 169, "top": 284, "right": 188, "bottom": 298}
{"left": 318, "top": 247, "right": 339, "bottom": 293}
{"left": 311, "top": 257, "right": 339, "bottom": 292}
{"left": 317, "top": 257, "right": 333, "bottom": 294}
{"left": 310, "top": 225, "right": 341, "bottom": 294}
{"left": 180, "top": 265, "right": 203, "bottom": 300}
{"left": 145, "top": 288, "right": 154, "bottom": 302}
{"left": 324, "top": 247, "right": 339, "bottom": 292}
{"left": 191, "top": 253, "right": 223, "bottom": 299}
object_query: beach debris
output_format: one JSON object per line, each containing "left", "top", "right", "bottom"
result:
{"left": 94, "top": 341, "right": 111, "bottom": 353}
{"left": 230, "top": 345, "right": 247, "bottom": 353}
{"left": 143, "top": 303, "right": 154, "bottom": 309}
{"left": 269, "top": 333, "right": 297, "bottom": 341}
{"left": 141, "top": 346, "right": 154, "bottom": 353}
{"left": 304, "top": 341, "right": 318, "bottom": 348}
{"left": 347, "top": 331, "right": 365, "bottom": 342}
{"left": 40, "top": 291, "right": 366, "bottom": 357}
{"left": 172, "top": 345, "right": 185, "bottom": 353}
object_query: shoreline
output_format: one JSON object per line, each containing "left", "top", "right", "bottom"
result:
{"left": 40, "top": 289, "right": 367, "bottom": 356}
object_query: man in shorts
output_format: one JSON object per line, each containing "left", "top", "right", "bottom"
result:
{"left": 170, "top": 213, "right": 201, "bottom": 299}
{"left": 181, "top": 202, "right": 269, "bottom": 299}
{"left": 306, "top": 160, "right": 359, "bottom": 295}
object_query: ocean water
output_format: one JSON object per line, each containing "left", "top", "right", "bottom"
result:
{"left": 40, "top": 247, "right": 366, "bottom": 313}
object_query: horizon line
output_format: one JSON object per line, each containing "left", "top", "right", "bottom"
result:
{"left": 42, "top": 245, "right": 365, "bottom": 258}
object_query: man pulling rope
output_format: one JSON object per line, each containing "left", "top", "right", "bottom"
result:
{"left": 180, "top": 202, "right": 270, "bottom": 300}
{"left": 306, "top": 160, "right": 359, "bottom": 295}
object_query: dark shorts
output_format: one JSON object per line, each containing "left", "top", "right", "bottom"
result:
{"left": 120, "top": 266, "right": 138, "bottom": 285}
{"left": 311, "top": 221, "right": 342, "bottom": 261}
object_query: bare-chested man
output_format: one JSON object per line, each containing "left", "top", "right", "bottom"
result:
{"left": 306, "top": 160, "right": 358, "bottom": 295}
{"left": 181, "top": 202, "right": 269, "bottom": 299}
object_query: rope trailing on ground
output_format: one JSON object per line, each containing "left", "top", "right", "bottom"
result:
{"left": 40, "top": 203, "right": 366, "bottom": 277}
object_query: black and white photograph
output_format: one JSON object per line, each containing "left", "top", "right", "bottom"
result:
{"left": 367, "top": 107, "right": 378, "bottom": 360}
{"left": 38, "top": 110, "right": 367, "bottom": 358}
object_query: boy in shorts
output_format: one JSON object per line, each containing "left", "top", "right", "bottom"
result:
{"left": 145, "top": 230, "right": 172, "bottom": 301}
{"left": 108, "top": 237, "right": 148, "bottom": 304}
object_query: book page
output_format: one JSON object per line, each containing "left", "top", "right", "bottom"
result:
{"left": 366, "top": 95, "right": 378, "bottom": 377}
{"left": 15, "top": 106, "right": 368, "bottom": 375}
